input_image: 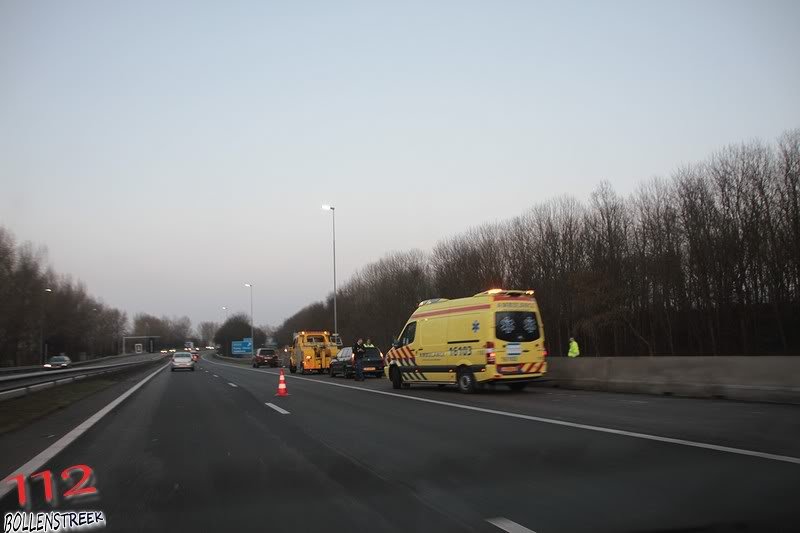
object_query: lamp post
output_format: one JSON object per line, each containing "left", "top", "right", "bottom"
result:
{"left": 41, "top": 287, "right": 53, "bottom": 364}
{"left": 221, "top": 306, "right": 229, "bottom": 321}
{"left": 244, "top": 284, "right": 254, "bottom": 356}
{"left": 321, "top": 205, "right": 337, "bottom": 336}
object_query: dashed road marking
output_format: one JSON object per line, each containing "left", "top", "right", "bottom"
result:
{"left": 228, "top": 382, "right": 238, "bottom": 388}
{"left": 265, "top": 402, "right": 290, "bottom": 415}
{"left": 487, "top": 517, "right": 536, "bottom": 533}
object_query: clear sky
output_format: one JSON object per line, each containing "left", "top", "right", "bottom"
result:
{"left": 2, "top": 0, "right": 799, "bottom": 328}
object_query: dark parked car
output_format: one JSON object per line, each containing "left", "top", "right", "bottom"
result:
{"left": 329, "top": 346, "right": 384, "bottom": 378}
{"left": 253, "top": 348, "right": 279, "bottom": 368}
{"left": 43, "top": 355, "right": 72, "bottom": 370}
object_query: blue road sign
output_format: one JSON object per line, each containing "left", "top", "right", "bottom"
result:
{"left": 232, "top": 339, "right": 252, "bottom": 355}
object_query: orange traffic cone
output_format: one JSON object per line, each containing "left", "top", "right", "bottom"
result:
{"left": 276, "top": 368, "right": 289, "bottom": 397}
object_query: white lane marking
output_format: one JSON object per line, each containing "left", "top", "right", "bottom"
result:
{"left": 201, "top": 355, "right": 800, "bottom": 465}
{"left": 0, "top": 363, "right": 170, "bottom": 500}
{"left": 213, "top": 374, "right": 218, "bottom": 378}
{"left": 487, "top": 517, "right": 536, "bottom": 533}
{"left": 265, "top": 402, "right": 290, "bottom": 415}
{"left": 228, "top": 382, "right": 238, "bottom": 388}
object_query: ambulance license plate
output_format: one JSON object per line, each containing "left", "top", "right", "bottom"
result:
{"left": 364, "top": 367, "right": 375, "bottom": 371}
{"left": 506, "top": 343, "right": 522, "bottom": 356}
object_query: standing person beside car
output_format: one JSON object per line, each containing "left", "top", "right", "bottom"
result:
{"left": 353, "top": 338, "right": 366, "bottom": 381}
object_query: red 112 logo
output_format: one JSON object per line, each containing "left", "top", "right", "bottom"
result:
{"left": 6, "top": 465, "right": 98, "bottom": 507}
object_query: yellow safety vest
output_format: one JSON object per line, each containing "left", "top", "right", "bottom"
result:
{"left": 568, "top": 340, "right": 580, "bottom": 357}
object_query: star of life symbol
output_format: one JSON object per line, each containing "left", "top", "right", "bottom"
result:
{"left": 523, "top": 316, "right": 537, "bottom": 333}
{"left": 499, "top": 316, "right": 515, "bottom": 334}
{"left": 472, "top": 320, "right": 480, "bottom": 333}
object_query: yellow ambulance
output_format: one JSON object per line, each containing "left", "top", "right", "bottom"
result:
{"left": 384, "top": 289, "right": 547, "bottom": 393}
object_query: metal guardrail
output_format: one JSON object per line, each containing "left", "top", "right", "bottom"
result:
{"left": 0, "top": 352, "right": 149, "bottom": 376}
{"left": 0, "top": 354, "right": 169, "bottom": 402}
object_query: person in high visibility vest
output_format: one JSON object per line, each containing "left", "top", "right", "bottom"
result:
{"left": 364, "top": 338, "right": 375, "bottom": 348}
{"left": 567, "top": 337, "right": 580, "bottom": 357}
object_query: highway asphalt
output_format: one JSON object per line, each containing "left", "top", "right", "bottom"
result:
{"left": 1, "top": 353, "right": 798, "bottom": 532}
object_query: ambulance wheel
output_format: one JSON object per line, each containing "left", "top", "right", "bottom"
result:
{"left": 457, "top": 368, "right": 476, "bottom": 394}
{"left": 329, "top": 366, "right": 335, "bottom": 377}
{"left": 390, "top": 367, "right": 402, "bottom": 389}
{"left": 508, "top": 382, "right": 527, "bottom": 392}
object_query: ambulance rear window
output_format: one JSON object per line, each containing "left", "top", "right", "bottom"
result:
{"left": 494, "top": 312, "right": 540, "bottom": 342}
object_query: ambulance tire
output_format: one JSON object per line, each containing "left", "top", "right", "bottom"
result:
{"left": 390, "top": 366, "right": 402, "bottom": 389}
{"left": 457, "top": 368, "right": 476, "bottom": 394}
{"left": 508, "top": 382, "right": 527, "bottom": 392}
{"left": 329, "top": 366, "right": 335, "bottom": 377}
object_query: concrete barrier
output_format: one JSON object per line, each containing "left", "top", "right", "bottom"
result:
{"left": 542, "top": 356, "right": 800, "bottom": 404}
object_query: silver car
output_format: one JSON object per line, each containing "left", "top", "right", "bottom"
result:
{"left": 44, "top": 355, "right": 72, "bottom": 370}
{"left": 171, "top": 352, "right": 195, "bottom": 372}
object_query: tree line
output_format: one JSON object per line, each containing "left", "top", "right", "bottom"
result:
{"left": 0, "top": 226, "right": 259, "bottom": 367}
{"left": 275, "top": 129, "right": 800, "bottom": 356}
{"left": 0, "top": 228, "right": 128, "bottom": 366}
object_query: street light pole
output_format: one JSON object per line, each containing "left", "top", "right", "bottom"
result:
{"left": 41, "top": 287, "right": 53, "bottom": 364}
{"left": 244, "top": 284, "right": 254, "bottom": 356}
{"left": 322, "top": 205, "right": 337, "bottom": 336}
{"left": 221, "top": 306, "right": 229, "bottom": 321}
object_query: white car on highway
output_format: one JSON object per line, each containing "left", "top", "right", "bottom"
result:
{"left": 171, "top": 352, "right": 195, "bottom": 372}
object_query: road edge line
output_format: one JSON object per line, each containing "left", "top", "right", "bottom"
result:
{"left": 0, "top": 362, "right": 170, "bottom": 500}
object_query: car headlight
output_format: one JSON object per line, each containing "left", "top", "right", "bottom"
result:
{"left": 44, "top": 364, "right": 51, "bottom": 368}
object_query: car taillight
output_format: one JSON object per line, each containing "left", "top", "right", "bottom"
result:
{"left": 485, "top": 341, "right": 496, "bottom": 365}
{"left": 543, "top": 348, "right": 548, "bottom": 357}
